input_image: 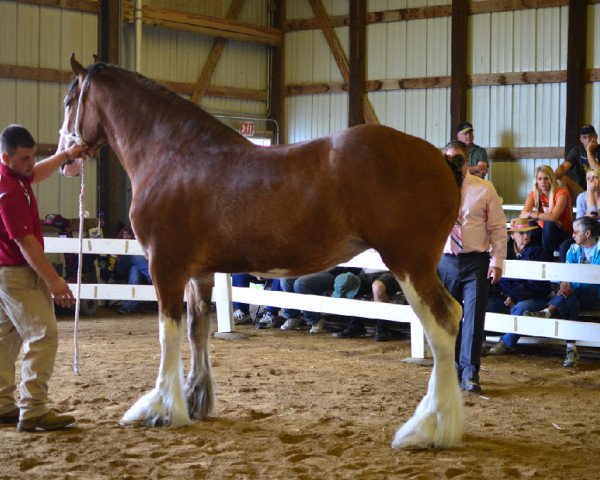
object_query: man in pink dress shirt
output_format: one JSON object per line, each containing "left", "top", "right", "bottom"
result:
{"left": 438, "top": 140, "right": 507, "bottom": 393}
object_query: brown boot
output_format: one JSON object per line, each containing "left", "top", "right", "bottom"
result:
{"left": 17, "top": 410, "right": 76, "bottom": 432}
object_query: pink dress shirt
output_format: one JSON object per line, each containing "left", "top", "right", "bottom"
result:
{"left": 443, "top": 172, "right": 507, "bottom": 268}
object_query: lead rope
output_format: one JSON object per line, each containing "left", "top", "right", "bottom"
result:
{"left": 73, "top": 167, "right": 86, "bottom": 374}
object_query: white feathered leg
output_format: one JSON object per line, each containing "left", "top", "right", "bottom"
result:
{"left": 391, "top": 277, "right": 464, "bottom": 449}
{"left": 120, "top": 316, "right": 191, "bottom": 427}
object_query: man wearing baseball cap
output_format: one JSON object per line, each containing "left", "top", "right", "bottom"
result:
{"left": 555, "top": 124, "right": 600, "bottom": 200}
{"left": 456, "top": 121, "right": 489, "bottom": 177}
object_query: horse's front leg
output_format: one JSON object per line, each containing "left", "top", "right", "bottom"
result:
{"left": 120, "top": 283, "right": 190, "bottom": 427}
{"left": 185, "top": 275, "right": 216, "bottom": 419}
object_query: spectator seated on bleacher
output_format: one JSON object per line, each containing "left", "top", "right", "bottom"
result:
{"left": 113, "top": 226, "right": 152, "bottom": 315}
{"left": 230, "top": 274, "right": 282, "bottom": 326}
{"left": 521, "top": 165, "right": 573, "bottom": 261}
{"left": 486, "top": 218, "right": 552, "bottom": 355}
{"left": 277, "top": 267, "right": 361, "bottom": 334}
{"left": 524, "top": 217, "right": 600, "bottom": 367}
{"left": 332, "top": 270, "right": 400, "bottom": 342}
{"left": 559, "top": 166, "right": 600, "bottom": 261}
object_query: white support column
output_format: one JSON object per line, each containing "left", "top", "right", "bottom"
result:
{"left": 409, "top": 321, "right": 428, "bottom": 359}
{"left": 214, "top": 273, "right": 234, "bottom": 333}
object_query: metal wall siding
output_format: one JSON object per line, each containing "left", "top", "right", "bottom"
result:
{"left": 588, "top": 5, "right": 600, "bottom": 130}
{"left": 0, "top": 1, "right": 98, "bottom": 219}
{"left": 464, "top": 7, "right": 567, "bottom": 203}
{"left": 285, "top": 0, "right": 312, "bottom": 20}
{"left": 0, "top": 1, "right": 18, "bottom": 64}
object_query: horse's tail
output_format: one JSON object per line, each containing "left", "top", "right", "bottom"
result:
{"left": 445, "top": 154, "right": 464, "bottom": 188}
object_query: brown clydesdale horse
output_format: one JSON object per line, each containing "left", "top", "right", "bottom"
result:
{"left": 58, "top": 55, "right": 463, "bottom": 449}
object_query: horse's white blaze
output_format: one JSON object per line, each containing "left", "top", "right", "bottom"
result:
{"left": 392, "top": 277, "right": 464, "bottom": 449}
{"left": 121, "top": 316, "right": 191, "bottom": 427}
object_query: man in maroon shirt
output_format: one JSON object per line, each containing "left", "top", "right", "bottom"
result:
{"left": 0, "top": 124, "right": 87, "bottom": 431}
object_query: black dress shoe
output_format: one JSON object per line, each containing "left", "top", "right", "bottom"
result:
{"left": 374, "top": 326, "right": 390, "bottom": 342}
{"left": 0, "top": 407, "right": 19, "bottom": 424}
{"left": 460, "top": 379, "right": 482, "bottom": 393}
{"left": 333, "top": 325, "right": 366, "bottom": 339}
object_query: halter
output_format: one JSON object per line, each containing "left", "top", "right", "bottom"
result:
{"left": 59, "top": 76, "right": 89, "bottom": 151}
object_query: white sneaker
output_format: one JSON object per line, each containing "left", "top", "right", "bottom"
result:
{"left": 488, "top": 341, "right": 511, "bottom": 356}
{"left": 280, "top": 317, "right": 303, "bottom": 330}
{"left": 309, "top": 318, "right": 327, "bottom": 334}
{"left": 257, "top": 312, "right": 281, "bottom": 329}
{"left": 233, "top": 309, "right": 252, "bottom": 325}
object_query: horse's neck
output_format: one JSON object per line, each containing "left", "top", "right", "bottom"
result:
{"left": 95, "top": 75, "right": 246, "bottom": 177}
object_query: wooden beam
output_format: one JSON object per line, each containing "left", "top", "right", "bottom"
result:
{"left": 190, "top": 0, "right": 246, "bottom": 104}
{"left": 307, "top": 0, "right": 377, "bottom": 124}
{"left": 348, "top": 0, "right": 366, "bottom": 127}
{"left": 487, "top": 147, "right": 564, "bottom": 160}
{"left": 14, "top": 0, "right": 99, "bottom": 13}
{"left": 450, "top": 0, "right": 469, "bottom": 139}
{"left": 564, "top": 0, "right": 587, "bottom": 157}
{"left": 470, "top": 70, "right": 566, "bottom": 86}
{"left": 98, "top": 0, "right": 125, "bottom": 237}
{"left": 470, "top": 0, "right": 567, "bottom": 14}
{"left": 0, "top": 64, "right": 72, "bottom": 83}
{"left": 269, "top": 0, "right": 286, "bottom": 144}
{"left": 164, "top": 81, "right": 267, "bottom": 102}
{"left": 0, "top": 63, "right": 267, "bottom": 102}
{"left": 122, "top": 2, "right": 281, "bottom": 46}
{"left": 285, "top": 68, "right": 585, "bottom": 96}
{"left": 285, "top": 0, "right": 598, "bottom": 32}
{"left": 308, "top": 0, "right": 349, "bottom": 81}
{"left": 286, "top": 4, "right": 451, "bottom": 30}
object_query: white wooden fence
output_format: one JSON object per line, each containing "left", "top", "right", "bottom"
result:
{"left": 45, "top": 237, "right": 600, "bottom": 359}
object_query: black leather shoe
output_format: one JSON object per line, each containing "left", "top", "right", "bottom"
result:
{"left": 461, "top": 379, "right": 482, "bottom": 393}
{"left": 0, "top": 407, "right": 19, "bottom": 424}
{"left": 374, "top": 326, "right": 390, "bottom": 342}
{"left": 333, "top": 325, "right": 366, "bottom": 339}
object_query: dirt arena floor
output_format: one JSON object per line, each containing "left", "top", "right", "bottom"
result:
{"left": 1, "top": 306, "right": 600, "bottom": 480}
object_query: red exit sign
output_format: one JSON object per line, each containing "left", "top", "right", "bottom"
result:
{"left": 239, "top": 121, "right": 255, "bottom": 137}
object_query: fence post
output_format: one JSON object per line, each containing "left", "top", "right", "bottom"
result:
{"left": 214, "top": 273, "right": 234, "bottom": 333}
{"left": 410, "top": 320, "right": 428, "bottom": 359}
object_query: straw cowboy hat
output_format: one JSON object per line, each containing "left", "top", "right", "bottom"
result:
{"left": 508, "top": 217, "right": 538, "bottom": 233}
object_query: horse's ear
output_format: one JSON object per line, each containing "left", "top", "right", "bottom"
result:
{"left": 70, "top": 53, "right": 87, "bottom": 77}
{"left": 92, "top": 54, "right": 103, "bottom": 63}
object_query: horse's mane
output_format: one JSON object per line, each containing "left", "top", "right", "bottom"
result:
{"left": 69, "top": 62, "right": 250, "bottom": 145}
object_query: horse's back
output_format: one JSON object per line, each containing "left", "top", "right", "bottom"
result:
{"left": 324, "top": 124, "right": 459, "bottom": 249}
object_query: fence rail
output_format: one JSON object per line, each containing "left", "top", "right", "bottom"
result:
{"left": 45, "top": 237, "right": 600, "bottom": 359}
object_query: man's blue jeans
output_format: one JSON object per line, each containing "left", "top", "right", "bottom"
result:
{"left": 487, "top": 295, "right": 549, "bottom": 348}
{"left": 549, "top": 286, "right": 600, "bottom": 321}
{"left": 280, "top": 272, "right": 335, "bottom": 325}
{"left": 232, "top": 274, "right": 280, "bottom": 315}
{"left": 119, "top": 255, "right": 152, "bottom": 311}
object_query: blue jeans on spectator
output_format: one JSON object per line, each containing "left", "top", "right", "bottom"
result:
{"left": 232, "top": 274, "right": 280, "bottom": 315}
{"left": 550, "top": 286, "right": 600, "bottom": 321}
{"left": 487, "top": 295, "right": 549, "bottom": 348}
{"left": 116, "top": 255, "right": 152, "bottom": 312}
{"left": 280, "top": 271, "right": 336, "bottom": 325}
{"left": 530, "top": 220, "right": 572, "bottom": 261}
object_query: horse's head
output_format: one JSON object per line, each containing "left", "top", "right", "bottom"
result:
{"left": 58, "top": 54, "right": 107, "bottom": 176}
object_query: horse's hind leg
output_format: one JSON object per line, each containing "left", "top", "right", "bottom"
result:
{"left": 120, "top": 280, "right": 190, "bottom": 427}
{"left": 185, "top": 275, "right": 216, "bottom": 420}
{"left": 390, "top": 268, "right": 464, "bottom": 449}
